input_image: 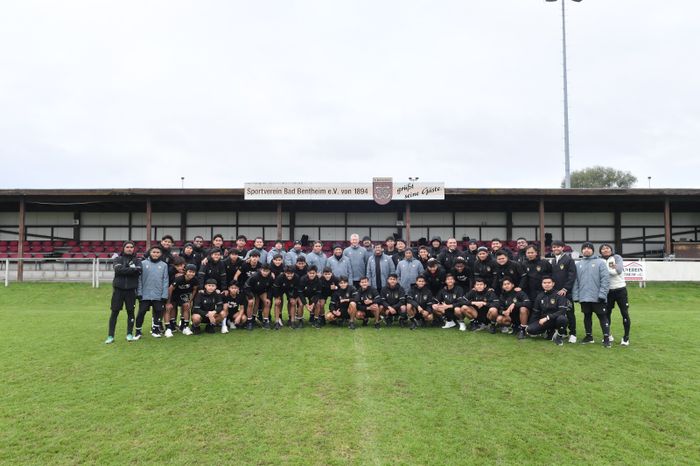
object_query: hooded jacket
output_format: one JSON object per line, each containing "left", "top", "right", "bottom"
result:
{"left": 572, "top": 254, "right": 610, "bottom": 302}
{"left": 112, "top": 247, "right": 142, "bottom": 290}
{"left": 327, "top": 253, "right": 352, "bottom": 281}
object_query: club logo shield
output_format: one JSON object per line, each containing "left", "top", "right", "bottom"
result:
{"left": 373, "top": 177, "right": 393, "bottom": 205}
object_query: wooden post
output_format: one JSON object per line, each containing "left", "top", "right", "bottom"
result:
{"left": 614, "top": 211, "right": 622, "bottom": 255}
{"left": 17, "top": 197, "right": 26, "bottom": 282}
{"left": 180, "top": 212, "right": 187, "bottom": 243}
{"left": 276, "top": 202, "right": 283, "bottom": 241}
{"left": 405, "top": 202, "right": 412, "bottom": 245}
{"left": 505, "top": 210, "right": 513, "bottom": 242}
{"left": 146, "top": 199, "right": 152, "bottom": 251}
{"left": 664, "top": 198, "right": 672, "bottom": 256}
{"left": 538, "top": 199, "right": 546, "bottom": 259}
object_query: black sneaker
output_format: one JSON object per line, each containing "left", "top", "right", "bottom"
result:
{"left": 517, "top": 328, "right": 526, "bottom": 340}
{"left": 205, "top": 324, "right": 215, "bottom": 334}
{"left": 468, "top": 320, "right": 480, "bottom": 331}
{"left": 319, "top": 316, "right": 326, "bottom": 326}
{"left": 374, "top": 322, "right": 381, "bottom": 330}
{"left": 362, "top": 318, "right": 369, "bottom": 327}
{"left": 297, "top": 319, "right": 304, "bottom": 329}
{"left": 313, "top": 320, "right": 321, "bottom": 329}
{"left": 603, "top": 337, "right": 611, "bottom": 348}
{"left": 409, "top": 320, "right": 418, "bottom": 330}
{"left": 246, "top": 321, "right": 254, "bottom": 331}
{"left": 582, "top": 335, "right": 595, "bottom": 344}
{"left": 262, "top": 320, "right": 271, "bottom": 330}
{"left": 488, "top": 324, "right": 497, "bottom": 334}
{"left": 553, "top": 333, "right": 564, "bottom": 346}
{"left": 399, "top": 318, "right": 407, "bottom": 328}
{"left": 348, "top": 321, "right": 356, "bottom": 330}
{"left": 192, "top": 325, "right": 201, "bottom": 335}
{"left": 274, "top": 321, "right": 282, "bottom": 330}
{"left": 385, "top": 317, "right": 393, "bottom": 328}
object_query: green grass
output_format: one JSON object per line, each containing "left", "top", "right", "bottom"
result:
{"left": 1, "top": 282, "right": 699, "bottom": 465}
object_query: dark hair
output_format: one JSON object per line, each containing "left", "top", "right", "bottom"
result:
{"left": 172, "top": 256, "right": 186, "bottom": 266}
{"left": 491, "top": 238, "right": 501, "bottom": 243}
{"left": 501, "top": 276, "right": 514, "bottom": 284}
{"left": 212, "top": 234, "right": 224, "bottom": 242}
{"left": 388, "top": 273, "right": 398, "bottom": 279}
{"left": 260, "top": 264, "right": 270, "bottom": 271}
{"left": 193, "top": 235, "right": 204, "bottom": 241}
{"left": 495, "top": 250, "right": 508, "bottom": 257}
{"left": 205, "top": 278, "right": 218, "bottom": 286}
{"left": 249, "top": 250, "right": 261, "bottom": 257}
{"left": 526, "top": 244, "right": 539, "bottom": 253}
{"left": 322, "top": 267, "right": 332, "bottom": 273}
{"left": 338, "top": 276, "right": 349, "bottom": 283}
{"left": 385, "top": 236, "right": 396, "bottom": 242}
{"left": 474, "top": 277, "right": 486, "bottom": 284}
{"left": 236, "top": 235, "right": 247, "bottom": 241}
{"left": 284, "top": 266, "right": 295, "bottom": 273}
{"left": 359, "top": 276, "right": 369, "bottom": 282}
{"left": 254, "top": 236, "right": 264, "bottom": 242}
{"left": 313, "top": 241, "right": 323, "bottom": 246}
{"left": 161, "top": 235, "right": 174, "bottom": 242}
{"left": 308, "top": 265, "right": 318, "bottom": 272}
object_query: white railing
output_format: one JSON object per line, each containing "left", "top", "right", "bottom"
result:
{"left": 2, "top": 257, "right": 115, "bottom": 287}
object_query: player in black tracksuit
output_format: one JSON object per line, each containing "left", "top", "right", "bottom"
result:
{"left": 437, "top": 239, "right": 463, "bottom": 271}
{"left": 298, "top": 266, "right": 323, "bottom": 328}
{"left": 550, "top": 240, "right": 578, "bottom": 341}
{"left": 318, "top": 267, "right": 339, "bottom": 327}
{"left": 197, "top": 248, "right": 227, "bottom": 291}
{"left": 527, "top": 276, "right": 569, "bottom": 345}
{"left": 106, "top": 241, "right": 142, "bottom": 343}
{"left": 462, "top": 278, "right": 500, "bottom": 331}
{"left": 243, "top": 265, "right": 274, "bottom": 330}
{"left": 191, "top": 279, "right": 225, "bottom": 334}
{"left": 223, "top": 282, "right": 248, "bottom": 329}
{"left": 379, "top": 274, "right": 407, "bottom": 327}
{"left": 355, "top": 277, "right": 381, "bottom": 328}
{"left": 235, "top": 252, "right": 262, "bottom": 288}
{"left": 406, "top": 275, "right": 436, "bottom": 329}
{"left": 272, "top": 266, "right": 300, "bottom": 329}
{"left": 326, "top": 277, "right": 358, "bottom": 329}
{"left": 523, "top": 245, "right": 553, "bottom": 301}
{"left": 223, "top": 249, "right": 244, "bottom": 287}
{"left": 166, "top": 264, "right": 198, "bottom": 334}
{"left": 424, "top": 259, "right": 447, "bottom": 295}
{"left": 451, "top": 258, "right": 473, "bottom": 291}
{"left": 269, "top": 254, "right": 285, "bottom": 279}
{"left": 433, "top": 274, "right": 466, "bottom": 330}
{"left": 492, "top": 251, "right": 527, "bottom": 292}
{"left": 472, "top": 247, "right": 496, "bottom": 289}
{"left": 497, "top": 276, "right": 532, "bottom": 339}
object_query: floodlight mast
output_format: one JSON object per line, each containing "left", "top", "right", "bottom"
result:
{"left": 546, "top": 0, "right": 582, "bottom": 189}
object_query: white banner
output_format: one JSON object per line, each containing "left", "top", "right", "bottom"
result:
{"left": 623, "top": 260, "right": 646, "bottom": 282}
{"left": 244, "top": 182, "right": 445, "bottom": 201}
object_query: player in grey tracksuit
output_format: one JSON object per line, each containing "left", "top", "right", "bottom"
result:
{"left": 135, "top": 246, "right": 170, "bottom": 339}
{"left": 572, "top": 242, "right": 611, "bottom": 348}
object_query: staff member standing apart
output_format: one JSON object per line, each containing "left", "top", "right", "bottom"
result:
{"left": 599, "top": 244, "right": 631, "bottom": 346}
{"left": 572, "top": 242, "right": 611, "bottom": 348}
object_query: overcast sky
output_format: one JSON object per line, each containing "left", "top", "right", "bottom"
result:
{"left": 0, "top": 1, "right": 697, "bottom": 189}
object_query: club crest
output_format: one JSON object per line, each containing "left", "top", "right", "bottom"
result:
{"left": 373, "top": 177, "right": 393, "bottom": 205}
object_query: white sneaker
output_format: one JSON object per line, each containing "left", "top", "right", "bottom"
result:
{"left": 442, "top": 320, "right": 457, "bottom": 329}
{"left": 568, "top": 334, "right": 577, "bottom": 344}
{"left": 221, "top": 324, "right": 229, "bottom": 334}
{"left": 164, "top": 328, "right": 173, "bottom": 338}
{"left": 458, "top": 322, "right": 467, "bottom": 332}
{"left": 182, "top": 327, "right": 193, "bottom": 336}
{"left": 620, "top": 337, "right": 629, "bottom": 346}
{"left": 228, "top": 321, "right": 236, "bottom": 329}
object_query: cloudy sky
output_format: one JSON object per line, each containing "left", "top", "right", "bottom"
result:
{"left": 0, "top": 0, "right": 697, "bottom": 189}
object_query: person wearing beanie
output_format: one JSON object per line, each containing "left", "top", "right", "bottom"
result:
{"left": 572, "top": 242, "right": 612, "bottom": 348}
{"left": 165, "top": 263, "right": 198, "bottom": 337}
{"left": 551, "top": 240, "right": 578, "bottom": 343}
{"left": 327, "top": 244, "right": 352, "bottom": 282}
{"left": 134, "top": 245, "right": 170, "bottom": 340}
{"left": 361, "top": 235, "right": 373, "bottom": 253}
{"left": 428, "top": 236, "right": 443, "bottom": 258}
{"left": 105, "top": 241, "right": 142, "bottom": 344}
{"left": 599, "top": 244, "right": 631, "bottom": 346}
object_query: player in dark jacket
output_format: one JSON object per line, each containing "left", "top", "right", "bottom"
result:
{"left": 526, "top": 276, "right": 569, "bottom": 346}
{"left": 437, "top": 238, "right": 463, "bottom": 271}
{"left": 298, "top": 266, "right": 323, "bottom": 328}
{"left": 165, "top": 263, "right": 198, "bottom": 337}
{"left": 379, "top": 274, "right": 407, "bottom": 327}
{"left": 461, "top": 277, "right": 500, "bottom": 331}
{"left": 326, "top": 276, "right": 358, "bottom": 329}
{"left": 197, "top": 248, "right": 227, "bottom": 291}
{"left": 223, "top": 249, "right": 244, "bottom": 286}
{"left": 550, "top": 240, "right": 578, "bottom": 343}
{"left": 497, "top": 276, "right": 531, "bottom": 339}
{"left": 354, "top": 277, "right": 381, "bottom": 328}
{"left": 523, "top": 245, "right": 553, "bottom": 301}
{"left": 492, "top": 251, "right": 526, "bottom": 291}
{"left": 433, "top": 274, "right": 466, "bottom": 330}
{"left": 106, "top": 241, "right": 142, "bottom": 343}
{"left": 406, "top": 275, "right": 436, "bottom": 329}
{"left": 317, "top": 267, "right": 339, "bottom": 327}
{"left": 451, "top": 257, "right": 473, "bottom": 291}
{"left": 234, "top": 250, "right": 262, "bottom": 287}
{"left": 223, "top": 282, "right": 248, "bottom": 329}
{"left": 243, "top": 265, "right": 274, "bottom": 330}
{"left": 272, "top": 266, "right": 300, "bottom": 330}
{"left": 472, "top": 247, "right": 496, "bottom": 287}
{"left": 424, "top": 259, "right": 447, "bottom": 295}
{"left": 191, "top": 279, "right": 226, "bottom": 334}
{"left": 428, "top": 236, "right": 444, "bottom": 258}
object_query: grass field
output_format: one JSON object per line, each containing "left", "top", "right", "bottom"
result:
{"left": 1, "top": 282, "right": 699, "bottom": 465}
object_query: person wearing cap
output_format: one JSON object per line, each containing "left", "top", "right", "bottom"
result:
{"left": 343, "top": 233, "right": 370, "bottom": 288}
{"left": 492, "top": 250, "right": 526, "bottom": 291}
{"left": 244, "top": 237, "right": 268, "bottom": 264}
{"left": 191, "top": 278, "right": 226, "bottom": 334}
{"left": 572, "top": 242, "right": 612, "bottom": 347}
{"left": 305, "top": 241, "right": 328, "bottom": 272}
{"left": 285, "top": 240, "right": 306, "bottom": 267}
{"left": 526, "top": 276, "right": 569, "bottom": 345}
{"left": 424, "top": 258, "right": 447, "bottom": 296}
{"left": 266, "top": 240, "right": 287, "bottom": 265}
{"left": 600, "top": 244, "right": 631, "bottom": 346}
{"left": 473, "top": 247, "right": 496, "bottom": 288}
{"left": 327, "top": 244, "right": 352, "bottom": 282}
{"left": 523, "top": 245, "right": 553, "bottom": 302}
{"left": 551, "top": 240, "right": 578, "bottom": 343}
{"left": 243, "top": 264, "right": 274, "bottom": 330}
{"left": 366, "top": 243, "right": 396, "bottom": 293}
{"left": 196, "top": 247, "right": 227, "bottom": 291}
{"left": 234, "top": 250, "right": 262, "bottom": 287}
{"left": 379, "top": 273, "right": 407, "bottom": 327}
{"left": 164, "top": 263, "right": 198, "bottom": 337}
{"left": 396, "top": 248, "right": 424, "bottom": 292}
{"left": 437, "top": 238, "right": 463, "bottom": 271}
{"left": 105, "top": 241, "right": 142, "bottom": 344}
{"left": 134, "top": 245, "right": 170, "bottom": 340}
{"left": 272, "top": 266, "right": 300, "bottom": 330}
{"left": 428, "top": 236, "right": 443, "bottom": 258}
